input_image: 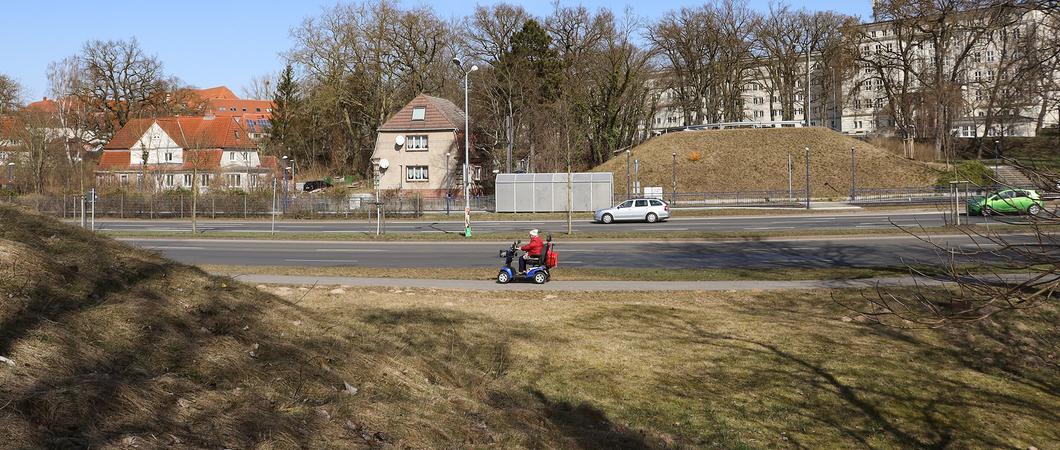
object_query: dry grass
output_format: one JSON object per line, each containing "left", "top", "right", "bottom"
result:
{"left": 2, "top": 204, "right": 1057, "bottom": 448}
{"left": 595, "top": 127, "right": 939, "bottom": 196}
{"left": 282, "top": 286, "right": 1059, "bottom": 449}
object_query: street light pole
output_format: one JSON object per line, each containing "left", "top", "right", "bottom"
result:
{"left": 671, "top": 152, "right": 677, "bottom": 204}
{"left": 850, "top": 146, "right": 856, "bottom": 202}
{"left": 453, "top": 58, "right": 478, "bottom": 238}
{"left": 805, "top": 147, "right": 811, "bottom": 209}
{"left": 625, "top": 149, "right": 631, "bottom": 199}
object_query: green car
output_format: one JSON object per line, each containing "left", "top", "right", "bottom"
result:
{"left": 966, "top": 189, "right": 1045, "bottom": 216}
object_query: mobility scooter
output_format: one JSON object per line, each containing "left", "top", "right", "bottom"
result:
{"left": 497, "top": 235, "right": 557, "bottom": 284}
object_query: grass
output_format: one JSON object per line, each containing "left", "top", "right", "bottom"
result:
{"left": 202, "top": 264, "right": 922, "bottom": 282}
{"left": 593, "top": 127, "right": 938, "bottom": 196}
{"left": 2, "top": 203, "right": 1057, "bottom": 448}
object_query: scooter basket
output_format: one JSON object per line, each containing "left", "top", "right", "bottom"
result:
{"left": 546, "top": 252, "right": 558, "bottom": 268}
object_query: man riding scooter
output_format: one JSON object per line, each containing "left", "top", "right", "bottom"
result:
{"left": 519, "top": 229, "right": 543, "bottom": 274}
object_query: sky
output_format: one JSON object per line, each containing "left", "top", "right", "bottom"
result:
{"left": 0, "top": 0, "right": 872, "bottom": 101}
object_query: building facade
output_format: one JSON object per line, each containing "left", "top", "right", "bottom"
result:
{"left": 95, "top": 116, "right": 276, "bottom": 192}
{"left": 370, "top": 94, "right": 480, "bottom": 196}
{"left": 642, "top": 5, "right": 1060, "bottom": 140}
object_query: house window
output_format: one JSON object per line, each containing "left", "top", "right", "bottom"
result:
{"left": 226, "top": 173, "right": 242, "bottom": 186}
{"left": 411, "top": 106, "right": 426, "bottom": 121}
{"left": 405, "top": 135, "right": 428, "bottom": 151}
{"left": 855, "top": 120, "right": 864, "bottom": 129}
{"left": 255, "top": 107, "right": 261, "bottom": 112}
{"left": 183, "top": 174, "right": 192, "bottom": 186}
{"left": 165, "top": 174, "right": 175, "bottom": 187}
{"left": 165, "top": 151, "right": 173, "bottom": 162}
{"left": 119, "top": 174, "right": 129, "bottom": 184}
{"left": 406, "top": 165, "right": 428, "bottom": 181}
{"left": 201, "top": 174, "right": 210, "bottom": 186}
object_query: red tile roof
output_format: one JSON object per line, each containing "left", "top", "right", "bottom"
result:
{"left": 192, "top": 86, "right": 239, "bottom": 100}
{"left": 97, "top": 150, "right": 131, "bottom": 170}
{"left": 104, "top": 116, "right": 258, "bottom": 150}
{"left": 378, "top": 94, "right": 465, "bottom": 132}
{"left": 207, "top": 99, "right": 273, "bottom": 118}
{"left": 182, "top": 149, "right": 222, "bottom": 170}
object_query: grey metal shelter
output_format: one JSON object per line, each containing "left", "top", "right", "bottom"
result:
{"left": 494, "top": 172, "right": 613, "bottom": 213}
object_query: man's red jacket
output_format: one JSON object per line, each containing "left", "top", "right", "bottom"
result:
{"left": 520, "top": 236, "right": 544, "bottom": 256}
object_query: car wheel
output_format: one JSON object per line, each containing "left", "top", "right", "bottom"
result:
{"left": 602, "top": 213, "right": 614, "bottom": 224}
{"left": 982, "top": 206, "right": 993, "bottom": 216}
{"left": 1028, "top": 204, "right": 1042, "bottom": 216}
{"left": 533, "top": 271, "right": 548, "bottom": 284}
{"left": 497, "top": 271, "right": 511, "bottom": 284}
{"left": 646, "top": 212, "right": 658, "bottom": 223}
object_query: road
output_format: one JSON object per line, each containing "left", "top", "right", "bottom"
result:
{"left": 90, "top": 211, "right": 999, "bottom": 234}
{"left": 120, "top": 234, "right": 1014, "bottom": 269}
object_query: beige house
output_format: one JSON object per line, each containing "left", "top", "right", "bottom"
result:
{"left": 371, "top": 94, "right": 478, "bottom": 196}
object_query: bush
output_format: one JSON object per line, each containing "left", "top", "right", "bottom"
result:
{"left": 687, "top": 151, "right": 702, "bottom": 162}
{"left": 936, "top": 160, "right": 994, "bottom": 187}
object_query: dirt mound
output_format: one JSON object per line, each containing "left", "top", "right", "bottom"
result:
{"left": 594, "top": 127, "right": 938, "bottom": 197}
{"left": 0, "top": 205, "right": 659, "bottom": 448}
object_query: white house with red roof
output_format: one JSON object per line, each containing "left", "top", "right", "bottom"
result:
{"left": 95, "top": 116, "right": 276, "bottom": 191}
{"left": 370, "top": 94, "right": 481, "bottom": 195}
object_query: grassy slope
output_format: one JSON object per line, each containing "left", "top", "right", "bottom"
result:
{"left": 594, "top": 127, "right": 938, "bottom": 196}
{"left": 2, "top": 204, "right": 1057, "bottom": 448}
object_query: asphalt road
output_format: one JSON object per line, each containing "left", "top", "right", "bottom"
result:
{"left": 120, "top": 234, "right": 1016, "bottom": 269}
{"left": 90, "top": 211, "right": 999, "bottom": 234}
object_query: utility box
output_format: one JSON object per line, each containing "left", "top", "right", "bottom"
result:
{"left": 494, "top": 172, "right": 613, "bottom": 213}
{"left": 643, "top": 187, "right": 663, "bottom": 199}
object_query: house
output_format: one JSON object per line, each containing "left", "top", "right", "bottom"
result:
{"left": 95, "top": 116, "right": 276, "bottom": 191}
{"left": 189, "top": 86, "right": 273, "bottom": 140}
{"left": 370, "top": 94, "right": 480, "bottom": 196}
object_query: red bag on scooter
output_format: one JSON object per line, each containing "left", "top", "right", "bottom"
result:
{"left": 546, "top": 251, "right": 558, "bottom": 268}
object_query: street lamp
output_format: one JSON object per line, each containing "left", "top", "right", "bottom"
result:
{"left": 453, "top": 57, "right": 478, "bottom": 237}
{"left": 671, "top": 152, "right": 677, "bottom": 204}
{"left": 625, "top": 148, "right": 631, "bottom": 199}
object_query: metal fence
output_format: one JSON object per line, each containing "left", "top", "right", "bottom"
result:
{"left": 6, "top": 184, "right": 1020, "bottom": 219}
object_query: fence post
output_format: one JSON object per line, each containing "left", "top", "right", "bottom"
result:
{"left": 180, "top": 194, "right": 184, "bottom": 218}
{"left": 244, "top": 193, "right": 248, "bottom": 219}
{"left": 120, "top": 190, "right": 125, "bottom": 219}
{"left": 211, "top": 196, "right": 216, "bottom": 219}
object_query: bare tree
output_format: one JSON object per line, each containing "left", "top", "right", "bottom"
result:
{"left": 0, "top": 74, "right": 23, "bottom": 115}
{"left": 241, "top": 73, "right": 276, "bottom": 100}
{"left": 11, "top": 110, "right": 62, "bottom": 194}
{"left": 77, "top": 38, "right": 171, "bottom": 141}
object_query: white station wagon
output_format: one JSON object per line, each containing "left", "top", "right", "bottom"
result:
{"left": 594, "top": 198, "right": 671, "bottom": 224}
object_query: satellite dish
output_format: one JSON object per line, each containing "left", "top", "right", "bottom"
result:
{"left": 394, "top": 135, "right": 405, "bottom": 147}
{"left": 379, "top": 159, "right": 390, "bottom": 170}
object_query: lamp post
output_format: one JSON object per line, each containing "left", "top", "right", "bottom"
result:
{"left": 453, "top": 57, "right": 478, "bottom": 238}
{"left": 5, "top": 162, "right": 13, "bottom": 190}
{"left": 849, "top": 147, "right": 856, "bottom": 202}
{"left": 671, "top": 152, "right": 677, "bottom": 204}
{"left": 993, "top": 140, "right": 1001, "bottom": 183}
{"left": 805, "top": 147, "right": 811, "bottom": 209}
{"left": 625, "top": 149, "right": 631, "bottom": 199}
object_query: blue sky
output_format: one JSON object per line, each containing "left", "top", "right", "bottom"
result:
{"left": 0, "top": 0, "right": 871, "bottom": 101}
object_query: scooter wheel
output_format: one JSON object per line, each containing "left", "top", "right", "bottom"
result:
{"left": 533, "top": 271, "right": 547, "bottom": 284}
{"left": 497, "top": 271, "right": 511, "bottom": 284}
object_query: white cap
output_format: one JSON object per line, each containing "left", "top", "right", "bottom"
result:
{"left": 529, "top": 229, "right": 539, "bottom": 237}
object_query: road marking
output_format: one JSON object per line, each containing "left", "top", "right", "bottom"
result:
{"left": 152, "top": 246, "right": 205, "bottom": 250}
{"left": 635, "top": 227, "right": 689, "bottom": 231}
{"left": 744, "top": 226, "right": 796, "bottom": 230}
{"left": 563, "top": 261, "right": 584, "bottom": 264}
{"left": 314, "top": 249, "right": 385, "bottom": 253}
{"left": 284, "top": 259, "right": 359, "bottom": 263}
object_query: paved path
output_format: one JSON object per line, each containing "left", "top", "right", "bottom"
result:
{"left": 226, "top": 273, "right": 956, "bottom": 291}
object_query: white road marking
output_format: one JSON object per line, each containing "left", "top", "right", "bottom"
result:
{"left": 635, "top": 227, "right": 689, "bottom": 231}
{"left": 745, "top": 226, "right": 796, "bottom": 230}
{"left": 314, "top": 248, "right": 386, "bottom": 253}
{"left": 152, "top": 246, "right": 205, "bottom": 250}
{"left": 284, "top": 259, "right": 360, "bottom": 263}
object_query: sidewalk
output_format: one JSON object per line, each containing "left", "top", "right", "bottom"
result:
{"left": 225, "top": 273, "right": 955, "bottom": 291}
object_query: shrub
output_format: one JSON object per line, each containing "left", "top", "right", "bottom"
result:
{"left": 687, "top": 151, "right": 702, "bottom": 162}
{"left": 936, "top": 160, "right": 994, "bottom": 187}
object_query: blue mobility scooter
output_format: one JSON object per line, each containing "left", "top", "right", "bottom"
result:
{"left": 497, "top": 235, "right": 555, "bottom": 284}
